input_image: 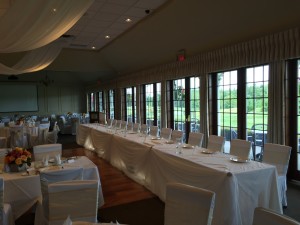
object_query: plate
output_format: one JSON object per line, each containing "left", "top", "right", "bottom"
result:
{"left": 201, "top": 150, "right": 214, "bottom": 154}
{"left": 230, "top": 157, "right": 249, "bottom": 163}
{"left": 165, "top": 140, "right": 174, "bottom": 144}
{"left": 182, "top": 144, "right": 194, "bottom": 149}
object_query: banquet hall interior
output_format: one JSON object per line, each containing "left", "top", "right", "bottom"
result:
{"left": 1, "top": 0, "right": 300, "bottom": 225}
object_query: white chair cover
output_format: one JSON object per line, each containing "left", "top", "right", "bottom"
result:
{"left": 140, "top": 124, "right": 148, "bottom": 134}
{"left": 229, "top": 139, "right": 252, "bottom": 159}
{"left": 0, "top": 178, "right": 14, "bottom": 225}
{"left": 126, "top": 122, "right": 133, "bottom": 131}
{"left": 47, "top": 180, "right": 98, "bottom": 225}
{"left": 188, "top": 132, "right": 204, "bottom": 147}
{"left": 160, "top": 128, "right": 172, "bottom": 140}
{"left": 132, "top": 123, "right": 140, "bottom": 132}
{"left": 36, "top": 168, "right": 84, "bottom": 225}
{"left": 33, "top": 144, "right": 62, "bottom": 161}
{"left": 164, "top": 183, "right": 216, "bottom": 225}
{"left": 9, "top": 126, "right": 26, "bottom": 148}
{"left": 106, "top": 119, "right": 113, "bottom": 128}
{"left": 252, "top": 207, "right": 300, "bottom": 225}
{"left": 0, "top": 137, "right": 7, "bottom": 148}
{"left": 149, "top": 126, "right": 159, "bottom": 137}
{"left": 263, "top": 143, "right": 292, "bottom": 207}
{"left": 171, "top": 130, "right": 183, "bottom": 142}
{"left": 38, "top": 128, "right": 50, "bottom": 145}
{"left": 71, "top": 118, "right": 80, "bottom": 136}
{"left": 207, "top": 135, "right": 225, "bottom": 152}
{"left": 47, "top": 130, "right": 59, "bottom": 144}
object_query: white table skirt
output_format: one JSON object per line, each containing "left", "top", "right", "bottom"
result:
{"left": 2, "top": 156, "right": 104, "bottom": 220}
{"left": 77, "top": 124, "right": 282, "bottom": 225}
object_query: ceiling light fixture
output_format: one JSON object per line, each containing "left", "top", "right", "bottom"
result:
{"left": 125, "top": 18, "right": 132, "bottom": 22}
{"left": 92, "top": 46, "right": 96, "bottom": 49}
{"left": 105, "top": 35, "right": 110, "bottom": 39}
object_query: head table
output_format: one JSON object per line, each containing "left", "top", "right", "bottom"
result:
{"left": 1, "top": 156, "right": 104, "bottom": 221}
{"left": 77, "top": 124, "right": 282, "bottom": 225}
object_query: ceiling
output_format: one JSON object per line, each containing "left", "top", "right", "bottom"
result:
{"left": 1, "top": 0, "right": 300, "bottom": 85}
{"left": 63, "top": 0, "right": 169, "bottom": 51}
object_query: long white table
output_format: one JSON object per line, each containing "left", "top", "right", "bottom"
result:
{"left": 77, "top": 124, "right": 282, "bottom": 225}
{"left": 1, "top": 156, "right": 104, "bottom": 220}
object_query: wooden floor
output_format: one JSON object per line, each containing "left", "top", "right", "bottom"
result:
{"left": 62, "top": 146, "right": 156, "bottom": 208}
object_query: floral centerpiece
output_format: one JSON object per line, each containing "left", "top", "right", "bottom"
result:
{"left": 5, "top": 147, "right": 32, "bottom": 172}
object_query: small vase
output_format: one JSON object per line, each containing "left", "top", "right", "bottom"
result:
{"left": 7, "top": 164, "right": 26, "bottom": 172}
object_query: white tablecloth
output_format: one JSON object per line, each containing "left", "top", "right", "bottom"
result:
{"left": 1, "top": 156, "right": 104, "bottom": 220}
{"left": 77, "top": 124, "right": 282, "bottom": 225}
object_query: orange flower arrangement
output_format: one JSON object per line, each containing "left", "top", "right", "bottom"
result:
{"left": 5, "top": 147, "right": 32, "bottom": 167}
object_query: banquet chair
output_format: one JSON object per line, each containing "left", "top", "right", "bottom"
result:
{"left": 149, "top": 126, "right": 159, "bottom": 137}
{"left": 9, "top": 126, "right": 26, "bottom": 148}
{"left": 47, "top": 180, "right": 98, "bottom": 225}
{"left": 207, "top": 135, "right": 225, "bottom": 152}
{"left": 164, "top": 183, "right": 216, "bottom": 225}
{"left": 0, "top": 137, "right": 7, "bottom": 148}
{"left": 71, "top": 118, "right": 80, "bottom": 135}
{"left": 252, "top": 207, "right": 300, "bottom": 225}
{"left": 229, "top": 139, "right": 252, "bottom": 159}
{"left": 47, "top": 122, "right": 59, "bottom": 144}
{"left": 132, "top": 123, "right": 140, "bottom": 132}
{"left": 188, "top": 132, "right": 204, "bottom": 147}
{"left": 57, "top": 116, "right": 72, "bottom": 135}
{"left": 33, "top": 143, "right": 62, "bottom": 161}
{"left": 127, "top": 122, "right": 133, "bottom": 131}
{"left": 171, "top": 130, "right": 183, "bottom": 142}
{"left": 262, "top": 143, "right": 292, "bottom": 207}
{"left": 0, "top": 178, "right": 14, "bottom": 225}
{"left": 38, "top": 127, "right": 50, "bottom": 145}
{"left": 36, "top": 168, "right": 85, "bottom": 225}
{"left": 160, "top": 128, "right": 172, "bottom": 140}
{"left": 140, "top": 124, "right": 148, "bottom": 134}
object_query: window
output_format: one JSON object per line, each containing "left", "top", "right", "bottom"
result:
{"left": 108, "top": 90, "right": 115, "bottom": 119}
{"left": 125, "top": 87, "right": 136, "bottom": 122}
{"left": 217, "top": 71, "right": 238, "bottom": 153}
{"left": 167, "top": 77, "right": 200, "bottom": 142}
{"left": 98, "top": 91, "right": 104, "bottom": 112}
{"left": 212, "top": 65, "right": 269, "bottom": 157}
{"left": 144, "top": 83, "right": 161, "bottom": 128}
{"left": 246, "top": 65, "right": 269, "bottom": 160}
{"left": 90, "top": 92, "right": 96, "bottom": 112}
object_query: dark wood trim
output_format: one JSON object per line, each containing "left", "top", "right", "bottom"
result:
{"left": 237, "top": 68, "right": 246, "bottom": 139}
{"left": 210, "top": 73, "right": 218, "bottom": 135}
{"left": 185, "top": 77, "right": 191, "bottom": 141}
{"left": 153, "top": 83, "right": 158, "bottom": 126}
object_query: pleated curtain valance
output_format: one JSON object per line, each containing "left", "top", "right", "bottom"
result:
{"left": 111, "top": 27, "right": 300, "bottom": 88}
{"left": 0, "top": 0, "right": 94, "bottom": 75}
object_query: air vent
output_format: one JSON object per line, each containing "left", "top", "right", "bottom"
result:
{"left": 69, "top": 43, "right": 88, "bottom": 48}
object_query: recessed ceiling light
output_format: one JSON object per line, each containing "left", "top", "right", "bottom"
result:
{"left": 125, "top": 18, "right": 132, "bottom": 23}
{"left": 92, "top": 46, "right": 96, "bottom": 49}
{"left": 105, "top": 35, "right": 110, "bottom": 39}
{"left": 52, "top": 8, "right": 57, "bottom": 12}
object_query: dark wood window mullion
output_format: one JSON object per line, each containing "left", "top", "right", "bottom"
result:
{"left": 185, "top": 77, "right": 191, "bottom": 141}
{"left": 123, "top": 89, "right": 127, "bottom": 121}
{"left": 211, "top": 73, "right": 218, "bottom": 135}
{"left": 237, "top": 68, "right": 246, "bottom": 139}
{"left": 169, "top": 81, "right": 174, "bottom": 129}
{"left": 153, "top": 84, "right": 158, "bottom": 126}
{"left": 142, "top": 85, "right": 146, "bottom": 124}
{"left": 131, "top": 87, "right": 135, "bottom": 123}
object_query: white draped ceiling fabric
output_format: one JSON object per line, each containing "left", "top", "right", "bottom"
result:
{"left": 0, "top": 0, "right": 94, "bottom": 75}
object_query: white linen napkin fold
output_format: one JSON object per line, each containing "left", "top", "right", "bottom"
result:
{"left": 63, "top": 215, "right": 72, "bottom": 225}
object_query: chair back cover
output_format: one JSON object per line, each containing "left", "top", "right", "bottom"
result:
{"left": 171, "top": 130, "right": 183, "bottom": 142}
{"left": 132, "top": 123, "right": 140, "bottom": 132}
{"left": 188, "top": 132, "right": 204, "bottom": 147}
{"left": 263, "top": 143, "right": 291, "bottom": 207}
{"left": 9, "top": 126, "right": 24, "bottom": 148}
{"left": 140, "top": 124, "right": 148, "bottom": 134}
{"left": 48, "top": 180, "right": 99, "bottom": 224}
{"left": 164, "top": 183, "right": 216, "bottom": 225}
{"left": 230, "top": 139, "right": 252, "bottom": 159}
{"left": 0, "top": 177, "right": 14, "bottom": 225}
{"left": 149, "top": 126, "right": 159, "bottom": 137}
{"left": 126, "top": 122, "right": 133, "bottom": 131}
{"left": 263, "top": 143, "right": 291, "bottom": 175}
{"left": 252, "top": 207, "right": 300, "bottom": 225}
{"left": 40, "top": 167, "right": 84, "bottom": 218}
{"left": 160, "top": 128, "right": 172, "bottom": 140}
{"left": 207, "top": 135, "right": 225, "bottom": 152}
{"left": 33, "top": 143, "right": 62, "bottom": 161}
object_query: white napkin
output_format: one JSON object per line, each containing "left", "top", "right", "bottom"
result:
{"left": 63, "top": 215, "right": 72, "bottom": 225}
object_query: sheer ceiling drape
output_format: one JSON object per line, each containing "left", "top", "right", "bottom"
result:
{"left": 0, "top": 0, "right": 94, "bottom": 75}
